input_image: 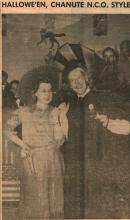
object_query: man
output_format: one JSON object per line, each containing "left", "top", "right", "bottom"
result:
{"left": 62, "top": 59, "right": 130, "bottom": 219}
{"left": 120, "top": 40, "right": 130, "bottom": 62}
{"left": 2, "top": 71, "right": 19, "bottom": 109}
{"left": 2, "top": 77, "right": 22, "bottom": 179}
{"left": 10, "top": 80, "right": 21, "bottom": 108}
{"left": 95, "top": 47, "right": 121, "bottom": 91}
{"left": 2, "top": 70, "right": 12, "bottom": 108}
{"left": 118, "top": 40, "right": 130, "bottom": 98}
{"left": 62, "top": 60, "right": 102, "bottom": 219}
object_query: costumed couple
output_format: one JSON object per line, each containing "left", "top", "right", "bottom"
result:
{"left": 4, "top": 61, "right": 130, "bottom": 219}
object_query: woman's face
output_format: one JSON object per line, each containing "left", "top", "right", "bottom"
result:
{"left": 35, "top": 83, "right": 53, "bottom": 104}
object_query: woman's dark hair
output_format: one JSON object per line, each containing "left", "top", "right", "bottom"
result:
{"left": 30, "top": 77, "right": 55, "bottom": 107}
{"left": 20, "top": 65, "right": 59, "bottom": 107}
{"left": 33, "top": 77, "right": 54, "bottom": 94}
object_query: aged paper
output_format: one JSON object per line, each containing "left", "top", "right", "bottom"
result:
{"left": 1, "top": 1, "right": 130, "bottom": 219}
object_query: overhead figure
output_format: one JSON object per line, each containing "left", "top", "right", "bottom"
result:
{"left": 37, "top": 28, "right": 66, "bottom": 49}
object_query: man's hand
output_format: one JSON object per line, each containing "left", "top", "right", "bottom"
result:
{"left": 58, "top": 102, "right": 69, "bottom": 116}
{"left": 95, "top": 113, "right": 108, "bottom": 127}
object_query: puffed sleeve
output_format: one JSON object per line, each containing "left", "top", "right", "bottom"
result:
{"left": 107, "top": 119, "right": 130, "bottom": 135}
{"left": 5, "top": 109, "right": 21, "bottom": 131}
{"left": 4, "top": 108, "right": 26, "bottom": 148}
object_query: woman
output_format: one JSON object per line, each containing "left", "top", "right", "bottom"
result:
{"left": 4, "top": 77, "right": 66, "bottom": 219}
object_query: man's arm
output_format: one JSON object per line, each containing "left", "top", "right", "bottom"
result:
{"left": 96, "top": 113, "right": 130, "bottom": 135}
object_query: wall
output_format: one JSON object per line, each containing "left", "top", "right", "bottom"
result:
{"left": 2, "top": 14, "right": 130, "bottom": 81}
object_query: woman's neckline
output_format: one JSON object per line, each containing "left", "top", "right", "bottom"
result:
{"left": 36, "top": 102, "right": 49, "bottom": 111}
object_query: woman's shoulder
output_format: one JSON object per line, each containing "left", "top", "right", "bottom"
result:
{"left": 19, "top": 105, "right": 36, "bottom": 112}
{"left": 18, "top": 106, "right": 34, "bottom": 119}
{"left": 50, "top": 102, "right": 68, "bottom": 112}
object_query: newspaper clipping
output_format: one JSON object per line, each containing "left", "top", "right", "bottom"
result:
{"left": 1, "top": 1, "right": 130, "bottom": 219}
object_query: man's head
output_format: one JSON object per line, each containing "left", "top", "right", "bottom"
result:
{"left": 10, "top": 80, "right": 20, "bottom": 96}
{"left": 2, "top": 71, "right": 8, "bottom": 85}
{"left": 68, "top": 67, "right": 88, "bottom": 96}
{"left": 103, "top": 47, "right": 118, "bottom": 64}
{"left": 120, "top": 40, "right": 130, "bottom": 59}
{"left": 64, "top": 60, "right": 89, "bottom": 96}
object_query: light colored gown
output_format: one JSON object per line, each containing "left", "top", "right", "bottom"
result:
{"left": 6, "top": 105, "right": 65, "bottom": 219}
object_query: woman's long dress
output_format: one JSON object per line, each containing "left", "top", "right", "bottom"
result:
{"left": 6, "top": 106, "right": 64, "bottom": 219}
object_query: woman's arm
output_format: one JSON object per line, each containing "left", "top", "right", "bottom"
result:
{"left": 107, "top": 119, "right": 130, "bottom": 135}
{"left": 53, "top": 123, "right": 65, "bottom": 146}
{"left": 4, "top": 110, "right": 29, "bottom": 151}
{"left": 58, "top": 103, "right": 69, "bottom": 139}
{"left": 51, "top": 106, "right": 67, "bottom": 147}
{"left": 5, "top": 130, "right": 27, "bottom": 148}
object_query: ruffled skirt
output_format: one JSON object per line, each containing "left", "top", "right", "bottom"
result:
{"left": 19, "top": 146, "right": 64, "bottom": 219}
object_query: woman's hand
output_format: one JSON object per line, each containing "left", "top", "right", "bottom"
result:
{"left": 21, "top": 144, "right": 31, "bottom": 158}
{"left": 58, "top": 102, "right": 69, "bottom": 116}
{"left": 51, "top": 103, "right": 69, "bottom": 125}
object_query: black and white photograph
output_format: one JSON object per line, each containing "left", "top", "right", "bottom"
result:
{"left": 2, "top": 14, "right": 130, "bottom": 219}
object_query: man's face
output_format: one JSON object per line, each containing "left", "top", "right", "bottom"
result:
{"left": 121, "top": 44, "right": 130, "bottom": 58}
{"left": 68, "top": 67, "right": 88, "bottom": 96}
{"left": 11, "top": 83, "right": 19, "bottom": 96}
{"left": 103, "top": 50, "right": 115, "bottom": 64}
